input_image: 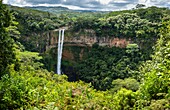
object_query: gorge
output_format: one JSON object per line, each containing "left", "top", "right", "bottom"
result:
{"left": 45, "top": 29, "right": 133, "bottom": 62}
{"left": 1, "top": 4, "right": 169, "bottom": 109}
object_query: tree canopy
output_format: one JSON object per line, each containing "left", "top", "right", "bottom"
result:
{"left": 0, "top": 1, "right": 16, "bottom": 77}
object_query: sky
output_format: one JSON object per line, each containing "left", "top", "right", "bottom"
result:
{"left": 3, "top": 0, "right": 170, "bottom": 11}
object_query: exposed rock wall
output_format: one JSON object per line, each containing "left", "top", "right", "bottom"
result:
{"left": 46, "top": 29, "right": 132, "bottom": 49}
{"left": 45, "top": 29, "right": 132, "bottom": 61}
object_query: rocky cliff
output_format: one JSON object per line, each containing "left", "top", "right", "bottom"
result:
{"left": 45, "top": 29, "right": 132, "bottom": 61}
{"left": 46, "top": 29, "right": 132, "bottom": 49}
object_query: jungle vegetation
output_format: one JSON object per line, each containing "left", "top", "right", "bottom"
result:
{"left": 0, "top": 1, "right": 170, "bottom": 109}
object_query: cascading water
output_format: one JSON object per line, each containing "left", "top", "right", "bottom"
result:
{"left": 57, "top": 29, "right": 65, "bottom": 75}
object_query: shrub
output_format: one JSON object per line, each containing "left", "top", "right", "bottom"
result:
{"left": 111, "top": 78, "right": 139, "bottom": 92}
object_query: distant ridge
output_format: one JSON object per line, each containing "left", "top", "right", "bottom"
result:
{"left": 25, "top": 6, "right": 104, "bottom": 13}
{"left": 25, "top": 6, "right": 69, "bottom": 10}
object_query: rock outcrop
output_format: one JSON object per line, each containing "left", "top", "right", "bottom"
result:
{"left": 45, "top": 29, "right": 132, "bottom": 61}
{"left": 46, "top": 29, "right": 132, "bottom": 50}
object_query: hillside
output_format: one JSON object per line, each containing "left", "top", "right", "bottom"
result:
{"left": 27, "top": 6, "right": 101, "bottom": 13}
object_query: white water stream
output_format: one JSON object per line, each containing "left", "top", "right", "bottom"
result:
{"left": 57, "top": 29, "right": 65, "bottom": 75}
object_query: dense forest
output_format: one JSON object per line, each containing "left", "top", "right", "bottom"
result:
{"left": 0, "top": 0, "right": 170, "bottom": 109}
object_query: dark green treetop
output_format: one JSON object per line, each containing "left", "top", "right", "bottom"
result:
{"left": 0, "top": 1, "right": 16, "bottom": 77}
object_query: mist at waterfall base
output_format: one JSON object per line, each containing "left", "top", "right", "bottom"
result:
{"left": 57, "top": 29, "right": 65, "bottom": 75}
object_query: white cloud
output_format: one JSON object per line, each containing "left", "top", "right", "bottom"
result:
{"left": 113, "top": 0, "right": 129, "bottom": 3}
{"left": 3, "top": 0, "right": 8, "bottom": 4}
{"left": 96, "top": 0, "right": 112, "bottom": 5}
{"left": 15, "top": 0, "right": 27, "bottom": 4}
{"left": 4, "top": 0, "right": 170, "bottom": 11}
{"left": 3, "top": 0, "right": 28, "bottom": 5}
{"left": 138, "top": 0, "right": 170, "bottom": 7}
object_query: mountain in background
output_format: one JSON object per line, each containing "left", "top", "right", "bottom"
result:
{"left": 25, "top": 6, "right": 101, "bottom": 14}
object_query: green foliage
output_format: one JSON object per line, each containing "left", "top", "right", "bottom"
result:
{"left": 0, "top": 65, "right": 68, "bottom": 109}
{"left": 111, "top": 78, "right": 139, "bottom": 92}
{"left": 0, "top": 41, "right": 169, "bottom": 109}
{"left": 77, "top": 44, "right": 145, "bottom": 90}
{"left": 108, "top": 6, "right": 169, "bottom": 23}
{"left": 9, "top": 6, "right": 62, "bottom": 52}
{"left": 126, "top": 44, "right": 139, "bottom": 55}
{"left": 139, "top": 35, "right": 170, "bottom": 100}
{"left": 0, "top": 2, "right": 16, "bottom": 77}
{"left": 0, "top": 50, "right": 137, "bottom": 110}
{"left": 112, "top": 88, "right": 138, "bottom": 110}
{"left": 148, "top": 99, "right": 170, "bottom": 110}
{"left": 41, "top": 49, "right": 56, "bottom": 72}
{"left": 72, "top": 16, "right": 98, "bottom": 32}
{"left": 136, "top": 20, "right": 170, "bottom": 109}
{"left": 97, "top": 13, "right": 159, "bottom": 38}
{"left": 17, "top": 51, "right": 44, "bottom": 70}
{"left": 134, "top": 6, "right": 167, "bottom": 23}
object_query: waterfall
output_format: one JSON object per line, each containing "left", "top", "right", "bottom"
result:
{"left": 57, "top": 29, "right": 65, "bottom": 75}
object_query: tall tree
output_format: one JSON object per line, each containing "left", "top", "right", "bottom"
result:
{"left": 0, "top": 1, "right": 16, "bottom": 77}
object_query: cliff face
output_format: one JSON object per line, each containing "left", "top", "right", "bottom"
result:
{"left": 46, "top": 29, "right": 132, "bottom": 49}
{"left": 45, "top": 29, "right": 132, "bottom": 61}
